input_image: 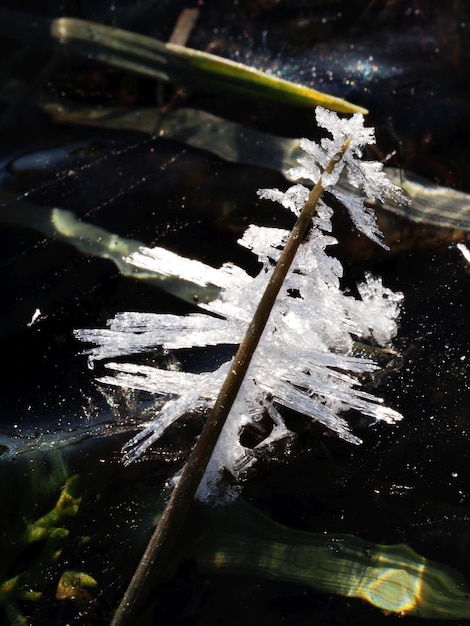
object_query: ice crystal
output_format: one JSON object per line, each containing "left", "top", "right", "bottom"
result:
{"left": 76, "top": 107, "right": 407, "bottom": 503}
{"left": 457, "top": 242, "right": 470, "bottom": 264}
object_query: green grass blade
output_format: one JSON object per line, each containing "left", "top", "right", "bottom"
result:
{"left": 167, "top": 42, "right": 367, "bottom": 113}
{"left": 0, "top": 8, "right": 366, "bottom": 113}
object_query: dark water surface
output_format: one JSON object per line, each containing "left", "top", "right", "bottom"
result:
{"left": 0, "top": 1, "right": 469, "bottom": 625}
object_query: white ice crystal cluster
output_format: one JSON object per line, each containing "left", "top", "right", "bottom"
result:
{"left": 76, "top": 107, "right": 407, "bottom": 503}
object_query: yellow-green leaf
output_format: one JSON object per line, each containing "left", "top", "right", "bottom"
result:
{"left": 167, "top": 42, "right": 367, "bottom": 114}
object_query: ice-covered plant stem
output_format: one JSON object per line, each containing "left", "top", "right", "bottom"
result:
{"left": 79, "top": 108, "right": 405, "bottom": 496}
{"left": 173, "top": 137, "right": 354, "bottom": 503}
{"left": 108, "top": 134, "right": 354, "bottom": 626}
{"left": 82, "top": 107, "right": 409, "bottom": 626}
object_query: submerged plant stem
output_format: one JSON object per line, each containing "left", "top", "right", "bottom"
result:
{"left": 110, "top": 139, "right": 352, "bottom": 626}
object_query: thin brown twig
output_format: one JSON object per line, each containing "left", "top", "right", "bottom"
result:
{"left": 110, "top": 138, "right": 352, "bottom": 626}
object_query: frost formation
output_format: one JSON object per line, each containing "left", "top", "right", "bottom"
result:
{"left": 76, "top": 107, "right": 407, "bottom": 504}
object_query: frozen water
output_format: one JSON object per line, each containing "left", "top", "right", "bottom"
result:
{"left": 77, "top": 107, "right": 408, "bottom": 503}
